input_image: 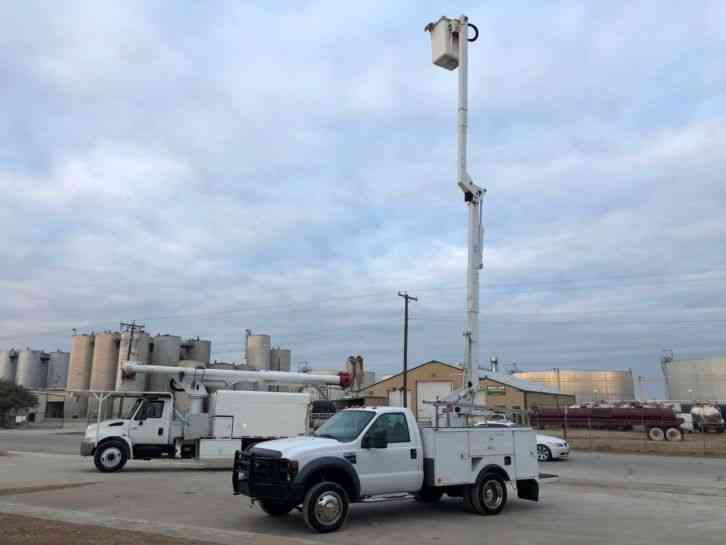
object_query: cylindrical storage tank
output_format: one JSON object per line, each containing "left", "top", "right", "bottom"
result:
{"left": 514, "top": 369, "right": 635, "bottom": 403}
{"left": 65, "top": 334, "right": 95, "bottom": 419}
{"left": 247, "top": 335, "right": 271, "bottom": 370}
{"left": 89, "top": 333, "right": 121, "bottom": 391}
{"left": 661, "top": 357, "right": 726, "bottom": 401}
{"left": 46, "top": 351, "right": 70, "bottom": 389}
{"left": 0, "top": 350, "right": 18, "bottom": 382}
{"left": 88, "top": 333, "right": 121, "bottom": 418}
{"left": 270, "top": 348, "right": 291, "bottom": 372}
{"left": 148, "top": 335, "right": 182, "bottom": 391}
{"left": 15, "top": 349, "right": 47, "bottom": 389}
{"left": 182, "top": 339, "right": 212, "bottom": 365}
{"left": 116, "top": 332, "right": 152, "bottom": 392}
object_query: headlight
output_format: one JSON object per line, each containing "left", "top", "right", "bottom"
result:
{"left": 558, "top": 442, "right": 567, "bottom": 448}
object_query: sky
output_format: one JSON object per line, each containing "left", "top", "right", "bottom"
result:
{"left": 1, "top": 1, "right": 725, "bottom": 398}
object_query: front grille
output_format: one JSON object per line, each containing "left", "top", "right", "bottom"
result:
{"left": 237, "top": 452, "right": 292, "bottom": 484}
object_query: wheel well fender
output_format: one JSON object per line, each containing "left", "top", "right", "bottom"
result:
{"left": 477, "top": 464, "right": 510, "bottom": 483}
{"left": 295, "top": 457, "right": 360, "bottom": 501}
{"left": 96, "top": 436, "right": 132, "bottom": 459}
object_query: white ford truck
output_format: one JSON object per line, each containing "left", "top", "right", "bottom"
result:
{"left": 233, "top": 406, "right": 540, "bottom": 533}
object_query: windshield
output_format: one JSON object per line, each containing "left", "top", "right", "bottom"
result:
{"left": 124, "top": 399, "right": 143, "bottom": 420}
{"left": 313, "top": 410, "right": 375, "bottom": 442}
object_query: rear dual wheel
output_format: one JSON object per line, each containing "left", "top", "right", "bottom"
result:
{"left": 463, "top": 473, "right": 507, "bottom": 516}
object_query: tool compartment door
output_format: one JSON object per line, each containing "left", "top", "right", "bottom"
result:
{"left": 424, "top": 429, "right": 470, "bottom": 485}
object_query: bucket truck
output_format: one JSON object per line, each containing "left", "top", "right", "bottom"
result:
{"left": 80, "top": 362, "right": 351, "bottom": 472}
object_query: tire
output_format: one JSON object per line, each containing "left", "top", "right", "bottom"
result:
{"left": 259, "top": 500, "right": 294, "bottom": 517}
{"left": 470, "top": 473, "right": 508, "bottom": 516}
{"left": 462, "top": 485, "right": 476, "bottom": 513}
{"left": 414, "top": 487, "right": 443, "bottom": 504}
{"left": 537, "top": 444, "right": 552, "bottom": 462}
{"left": 93, "top": 441, "right": 128, "bottom": 473}
{"left": 647, "top": 427, "right": 665, "bottom": 441}
{"left": 665, "top": 427, "right": 683, "bottom": 442}
{"left": 302, "top": 482, "right": 349, "bottom": 533}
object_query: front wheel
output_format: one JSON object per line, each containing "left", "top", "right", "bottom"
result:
{"left": 665, "top": 427, "right": 683, "bottom": 442}
{"left": 259, "top": 500, "right": 294, "bottom": 517}
{"left": 93, "top": 441, "right": 128, "bottom": 473}
{"left": 537, "top": 444, "right": 552, "bottom": 462}
{"left": 303, "top": 482, "right": 349, "bottom": 533}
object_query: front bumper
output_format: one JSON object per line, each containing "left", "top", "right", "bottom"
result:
{"left": 232, "top": 450, "right": 304, "bottom": 504}
{"left": 80, "top": 440, "right": 95, "bottom": 457}
{"left": 549, "top": 444, "right": 570, "bottom": 459}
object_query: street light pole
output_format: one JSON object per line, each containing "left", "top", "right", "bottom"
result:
{"left": 426, "top": 15, "right": 483, "bottom": 400}
{"left": 398, "top": 291, "right": 418, "bottom": 408}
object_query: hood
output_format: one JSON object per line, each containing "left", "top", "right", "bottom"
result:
{"left": 537, "top": 434, "right": 567, "bottom": 445}
{"left": 85, "top": 419, "right": 129, "bottom": 439}
{"left": 252, "top": 436, "right": 342, "bottom": 459}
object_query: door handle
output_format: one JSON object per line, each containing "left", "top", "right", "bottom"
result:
{"left": 410, "top": 448, "right": 417, "bottom": 459}
{"left": 158, "top": 427, "right": 164, "bottom": 436}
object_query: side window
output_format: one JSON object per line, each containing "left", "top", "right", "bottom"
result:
{"left": 146, "top": 401, "right": 164, "bottom": 419}
{"left": 137, "top": 401, "right": 164, "bottom": 420}
{"left": 368, "top": 413, "right": 411, "bottom": 443}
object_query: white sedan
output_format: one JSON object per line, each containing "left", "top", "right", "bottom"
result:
{"left": 475, "top": 421, "right": 570, "bottom": 462}
{"left": 536, "top": 434, "right": 570, "bottom": 461}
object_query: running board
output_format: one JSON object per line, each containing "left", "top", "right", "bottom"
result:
{"left": 361, "top": 493, "right": 413, "bottom": 503}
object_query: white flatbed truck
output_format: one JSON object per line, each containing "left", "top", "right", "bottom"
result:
{"left": 233, "top": 406, "right": 540, "bottom": 533}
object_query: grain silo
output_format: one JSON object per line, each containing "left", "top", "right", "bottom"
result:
{"left": 247, "top": 334, "right": 271, "bottom": 370}
{"left": 513, "top": 368, "right": 635, "bottom": 403}
{"left": 64, "top": 334, "right": 95, "bottom": 419}
{"left": 46, "top": 351, "right": 70, "bottom": 389}
{"left": 116, "top": 331, "right": 152, "bottom": 392}
{"left": 181, "top": 338, "right": 211, "bottom": 365}
{"left": 661, "top": 356, "right": 726, "bottom": 401}
{"left": 15, "top": 349, "right": 48, "bottom": 389}
{"left": 148, "top": 334, "right": 182, "bottom": 391}
{"left": 270, "top": 348, "right": 291, "bottom": 372}
{"left": 89, "top": 332, "right": 121, "bottom": 391}
{"left": 0, "top": 349, "right": 18, "bottom": 382}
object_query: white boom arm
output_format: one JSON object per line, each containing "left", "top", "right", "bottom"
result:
{"left": 124, "top": 362, "right": 351, "bottom": 388}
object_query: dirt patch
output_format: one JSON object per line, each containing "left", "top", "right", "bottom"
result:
{"left": 0, "top": 482, "right": 98, "bottom": 497}
{"left": 0, "top": 513, "right": 223, "bottom": 545}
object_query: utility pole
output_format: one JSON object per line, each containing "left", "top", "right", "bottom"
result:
{"left": 426, "top": 16, "right": 483, "bottom": 400}
{"left": 398, "top": 291, "right": 418, "bottom": 408}
{"left": 120, "top": 321, "right": 145, "bottom": 362}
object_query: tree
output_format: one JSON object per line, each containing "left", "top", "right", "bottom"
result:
{"left": 0, "top": 380, "right": 38, "bottom": 426}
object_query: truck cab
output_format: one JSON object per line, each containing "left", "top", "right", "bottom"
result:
{"left": 81, "top": 394, "right": 176, "bottom": 472}
{"left": 233, "top": 406, "right": 540, "bottom": 533}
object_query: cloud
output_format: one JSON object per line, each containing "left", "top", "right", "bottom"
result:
{"left": 0, "top": 2, "right": 725, "bottom": 399}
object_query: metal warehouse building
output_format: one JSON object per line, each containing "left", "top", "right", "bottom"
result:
{"left": 360, "top": 360, "right": 574, "bottom": 422}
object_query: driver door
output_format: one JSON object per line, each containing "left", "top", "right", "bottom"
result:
{"left": 129, "top": 399, "right": 169, "bottom": 445}
{"left": 355, "top": 412, "right": 422, "bottom": 496}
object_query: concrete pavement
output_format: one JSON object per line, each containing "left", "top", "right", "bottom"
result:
{"left": 2, "top": 447, "right": 726, "bottom": 544}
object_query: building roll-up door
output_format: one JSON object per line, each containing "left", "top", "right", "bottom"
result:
{"left": 417, "top": 381, "right": 453, "bottom": 421}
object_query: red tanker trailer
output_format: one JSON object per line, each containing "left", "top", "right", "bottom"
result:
{"left": 530, "top": 406, "right": 684, "bottom": 441}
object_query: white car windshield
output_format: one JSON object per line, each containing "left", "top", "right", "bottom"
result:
{"left": 313, "top": 410, "right": 375, "bottom": 442}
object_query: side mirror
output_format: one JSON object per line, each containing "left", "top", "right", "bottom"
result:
{"left": 363, "top": 430, "right": 388, "bottom": 449}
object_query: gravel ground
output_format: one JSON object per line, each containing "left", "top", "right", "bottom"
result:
{"left": 1, "top": 513, "right": 222, "bottom": 545}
